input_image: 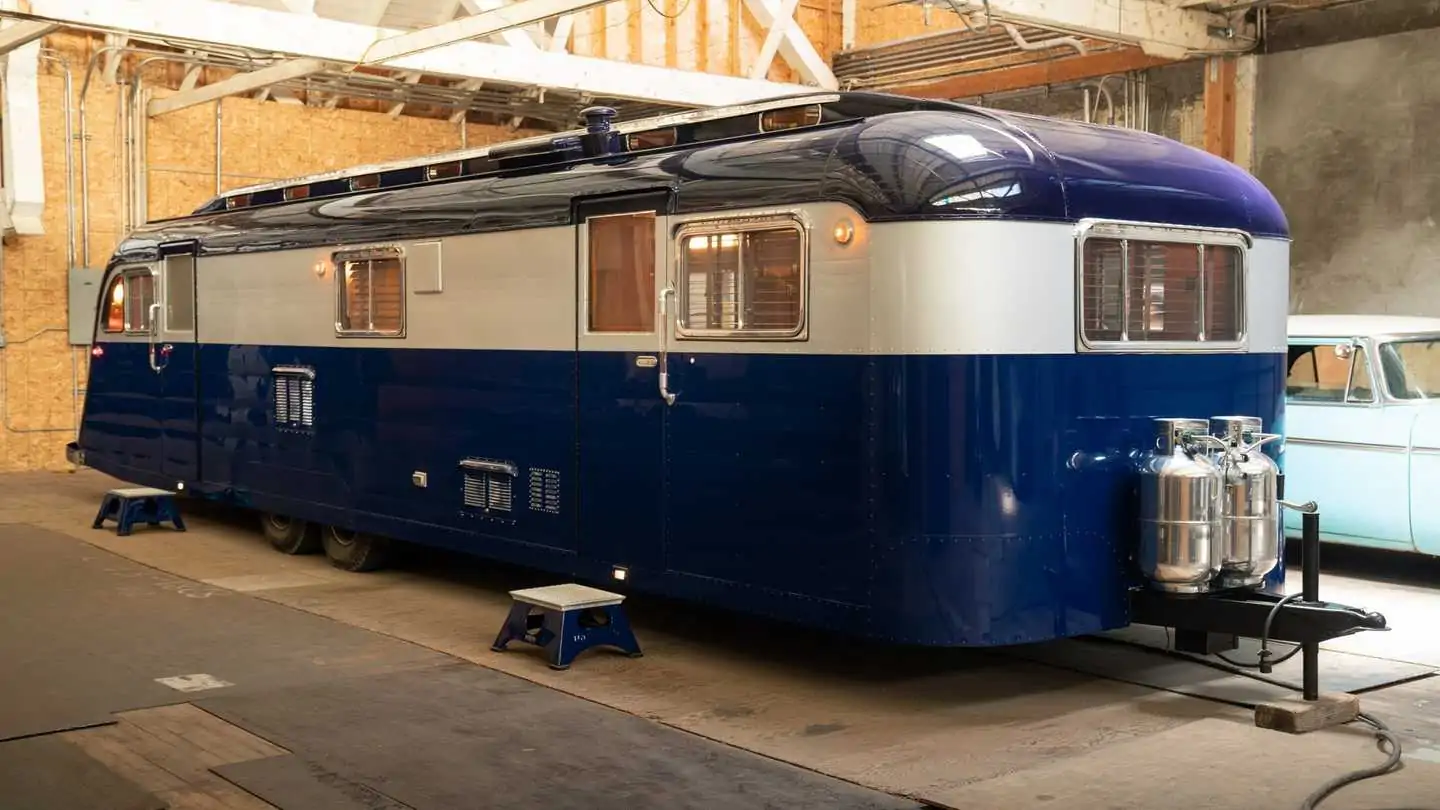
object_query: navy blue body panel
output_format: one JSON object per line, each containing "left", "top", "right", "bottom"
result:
{"left": 78, "top": 341, "right": 1285, "bottom": 646}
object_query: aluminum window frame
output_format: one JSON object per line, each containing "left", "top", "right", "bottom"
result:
{"left": 334, "top": 244, "right": 407, "bottom": 339}
{"left": 673, "top": 213, "right": 810, "bottom": 342}
{"left": 1074, "top": 219, "right": 1251, "bottom": 354}
{"left": 99, "top": 264, "right": 159, "bottom": 337}
{"left": 580, "top": 209, "right": 661, "bottom": 338}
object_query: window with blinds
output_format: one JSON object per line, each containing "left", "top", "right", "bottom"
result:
{"left": 677, "top": 218, "right": 806, "bottom": 339}
{"left": 1079, "top": 229, "right": 1244, "bottom": 349}
{"left": 336, "top": 246, "right": 405, "bottom": 337}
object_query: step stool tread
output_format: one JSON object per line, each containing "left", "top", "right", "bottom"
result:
{"left": 508, "top": 583, "right": 625, "bottom": 611}
{"left": 107, "top": 487, "right": 176, "bottom": 498}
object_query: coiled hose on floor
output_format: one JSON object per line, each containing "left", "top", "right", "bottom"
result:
{"left": 1187, "top": 596, "right": 1414, "bottom": 810}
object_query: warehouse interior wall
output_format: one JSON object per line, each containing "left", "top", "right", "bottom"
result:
{"left": 0, "top": 33, "right": 543, "bottom": 473}
{"left": 1255, "top": 24, "right": 1440, "bottom": 316}
{"left": 975, "top": 60, "right": 1207, "bottom": 151}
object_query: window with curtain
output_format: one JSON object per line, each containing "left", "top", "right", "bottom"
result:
{"left": 102, "top": 270, "right": 156, "bottom": 335}
{"left": 588, "top": 212, "right": 656, "bottom": 333}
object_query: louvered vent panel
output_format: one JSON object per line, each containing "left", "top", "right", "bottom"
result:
{"left": 273, "top": 367, "right": 316, "bottom": 431}
{"left": 488, "top": 475, "right": 513, "bottom": 511}
{"left": 528, "top": 468, "right": 561, "bottom": 514}
{"left": 463, "top": 474, "right": 488, "bottom": 508}
{"left": 460, "top": 458, "right": 517, "bottom": 514}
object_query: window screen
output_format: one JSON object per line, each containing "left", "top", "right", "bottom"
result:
{"left": 1080, "top": 231, "right": 1243, "bottom": 347}
{"left": 678, "top": 221, "right": 804, "bottom": 338}
{"left": 164, "top": 256, "right": 196, "bottom": 332}
{"left": 336, "top": 247, "right": 405, "bottom": 336}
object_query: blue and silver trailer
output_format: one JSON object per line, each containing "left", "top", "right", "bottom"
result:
{"left": 69, "top": 91, "right": 1385, "bottom": 654}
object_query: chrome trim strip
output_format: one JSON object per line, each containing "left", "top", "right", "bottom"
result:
{"left": 271, "top": 365, "right": 316, "bottom": 380}
{"left": 1285, "top": 437, "right": 1406, "bottom": 453}
{"left": 459, "top": 458, "right": 519, "bottom": 476}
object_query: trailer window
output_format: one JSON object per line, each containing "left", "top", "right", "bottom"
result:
{"left": 101, "top": 276, "right": 126, "bottom": 333}
{"left": 587, "top": 212, "right": 656, "bottom": 333}
{"left": 1078, "top": 225, "right": 1244, "bottom": 350}
{"left": 676, "top": 218, "right": 805, "bottom": 339}
{"left": 336, "top": 246, "right": 404, "bottom": 337}
{"left": 101, "top": 269, "right": 157, "bottom": 335}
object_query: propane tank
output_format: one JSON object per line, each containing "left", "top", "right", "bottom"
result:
{"left": 1138, "top": 418, "right": 1224, "bottom": 594}
{"left": 1210, "top": 415, "right": 1282, "bottom": 590}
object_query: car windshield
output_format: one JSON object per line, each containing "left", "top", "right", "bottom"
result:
{"left": 1379, "top": 338, "right": 1440, "bottom": 399}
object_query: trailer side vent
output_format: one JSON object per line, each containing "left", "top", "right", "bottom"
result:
{"left": 460, "top": 458, "right": 517, "bottom": 513}
{"left": 528, "top": 468, "right": 561, "bottom": 514}
{"left": 272, "top": 366, "right": 315, "bottom": 431}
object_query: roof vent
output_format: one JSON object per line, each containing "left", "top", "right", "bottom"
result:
{"left": 579, "top": 105, "right": 620, "bottom": 158}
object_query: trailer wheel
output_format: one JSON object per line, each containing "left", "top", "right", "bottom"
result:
{"left": 259, "top": 513, "right": 320, "bottom": 555}
{"left": 321, "top": 525, "right": 391, "bottom": 572}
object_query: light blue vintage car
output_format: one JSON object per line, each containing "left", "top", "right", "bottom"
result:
{"left": 1284, "top": 314, "right": 1440, "bottom": 555}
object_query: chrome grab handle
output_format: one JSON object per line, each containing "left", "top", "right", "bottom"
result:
{"left": 657, "top": 286, "right": 677, "bottom": 406}
{"left": 147, "top": 302, "right": 164, "bottom": 372}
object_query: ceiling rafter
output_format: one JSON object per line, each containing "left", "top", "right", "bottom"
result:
{"left": 17, "top": 0, "right": 814, "bottom": 113}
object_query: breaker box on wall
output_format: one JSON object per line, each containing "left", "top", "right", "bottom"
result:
{"left": 68, "top": 267, "right": 104, "bottom": 345}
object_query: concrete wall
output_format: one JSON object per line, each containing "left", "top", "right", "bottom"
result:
{"left": 0, "top": 33, "right": 542, "bottom": 473}
{"left": 1255, "top": 25, "right": 1440, "bottom": 315}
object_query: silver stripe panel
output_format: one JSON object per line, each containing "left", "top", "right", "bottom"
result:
{"left": 96, "top": 202, "right": 1290, "bottom": 357}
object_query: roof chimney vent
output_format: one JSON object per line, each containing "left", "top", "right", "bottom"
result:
{"left": 579, "top": 106, "right": 621, "bottom": 158}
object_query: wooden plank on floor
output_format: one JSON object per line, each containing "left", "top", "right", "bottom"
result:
{"left": 125, "top": 704, "right": 287, "bottom": 763}
{"left": 62, "top": 706, "right": 287, "bottom": 810}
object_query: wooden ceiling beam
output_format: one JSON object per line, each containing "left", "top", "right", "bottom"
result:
{"left": 891, "top": 47, "right": 1178, "bottom": 100}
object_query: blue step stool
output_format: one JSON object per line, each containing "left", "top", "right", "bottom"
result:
{"left": 491, "top": 583, "right": 642, "bottom": 670}
{"left": 92, "top": 487, "right": 186, "bottom": 537}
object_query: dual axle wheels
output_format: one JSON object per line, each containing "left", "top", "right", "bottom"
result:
{"left": 257, "top": 512, "right": 392, "bottom": 572}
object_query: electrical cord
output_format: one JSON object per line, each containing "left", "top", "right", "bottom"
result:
{"left": 1213, "top": 591, "right": 1304, "bottom": 672}
{"left": 1299, "top": 712, "right": 1405, "bottom": 810}
{"left": 1179, "top": 594, "right": 1415, "bottom": 810}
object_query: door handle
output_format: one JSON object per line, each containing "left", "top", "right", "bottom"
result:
{"left": 657, "top": 286, "right": 677, "bottom": 405}
{"left": 147, "top": 303, "right": 165, "bottom": 372}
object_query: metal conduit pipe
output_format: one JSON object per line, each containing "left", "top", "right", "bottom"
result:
{"left": 81, "top": 48, "right": 261, "bottom": 250}
{"left": 1001, "top": 23, "right": 1086, "bottom": 56}
{"left": 77, "top": 44, "right": 126, "bottom": 268}
{"left": 126, "top": 52, "right": 260, "bottom": 230}
{"left": 215, "top": 100, "right": 222, "bottom": 195}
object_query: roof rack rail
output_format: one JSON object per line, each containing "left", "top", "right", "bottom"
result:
{"left": 200, "top": 92, "right": 842, "bottom": 213}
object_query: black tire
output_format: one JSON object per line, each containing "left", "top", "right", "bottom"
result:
{"left": 321, "top": 525, "right": 392, "bottom": 572}
{"left": 259, "top": 513, "right": 320, "bottom": 555}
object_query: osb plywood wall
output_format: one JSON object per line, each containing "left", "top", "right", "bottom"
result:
{"left": 852, "top": 0, "right": 963, "bottom": 49}
{"left": 0, "top": 32, "right": 543, "bottom": 473}
{"left": 568, "top": 0, "right": 841, "bottom": 83}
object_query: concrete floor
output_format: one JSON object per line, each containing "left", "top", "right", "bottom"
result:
{"left": 5, "top": 468, "right": 1440, "bottom": 809}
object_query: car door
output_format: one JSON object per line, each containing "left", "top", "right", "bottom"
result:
{"left": 1283, "top": 337, "right": 1413, "bottom": 547}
